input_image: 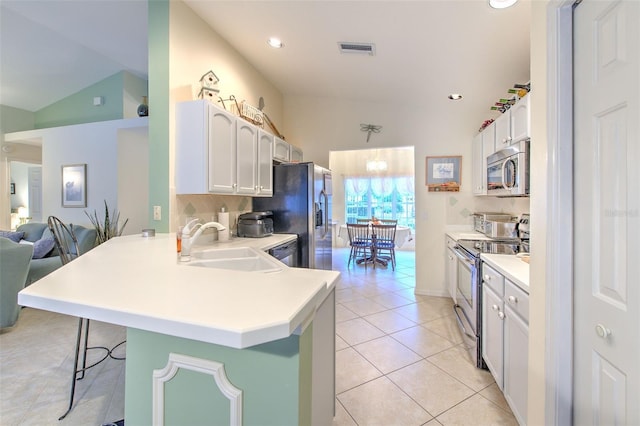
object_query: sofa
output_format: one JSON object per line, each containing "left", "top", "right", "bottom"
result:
{"left": 0, "top": 237, "right": 33, "bottom": 328}
{"left": 15, "top": 222, "right": 98, "bottom": 286}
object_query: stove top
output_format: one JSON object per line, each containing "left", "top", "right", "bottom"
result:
{"left": 457, "top": 239, "right": 529, "bottom": 257}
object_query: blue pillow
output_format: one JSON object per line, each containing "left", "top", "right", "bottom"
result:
{"left": 32, "top": 238, "right": 56, "bottom": 259}
{"left": 0, "top": 230, "right": 24, "bottom": 243}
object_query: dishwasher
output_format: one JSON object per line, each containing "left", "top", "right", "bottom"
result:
{"left": 268, "top": 239, "right": 298, "bottom": 267}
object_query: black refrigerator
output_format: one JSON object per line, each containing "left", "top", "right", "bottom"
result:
{"left": 253, "top": 162, "right": 332, "bottom": 270}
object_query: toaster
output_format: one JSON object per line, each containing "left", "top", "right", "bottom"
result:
{"left": 237, "top": 211, "right": 274, "bottom": 238}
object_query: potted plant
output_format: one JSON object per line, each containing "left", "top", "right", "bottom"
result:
{"left": 85, "top": 200, "right": 129, "bottom": 244}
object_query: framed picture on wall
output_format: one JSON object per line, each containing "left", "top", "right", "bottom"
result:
{"left": 10, "top": 183, "right": 15, "bottom": 195}
{"left": 62, "top": 164, "right": 87, "bottom": 207}
{"left": 425, "top": 156, "right": 461, "bottom": 192}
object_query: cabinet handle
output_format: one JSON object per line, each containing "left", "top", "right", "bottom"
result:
{"left": 491, "top": 304, "right": 499, "bottom": 311}
{"left": 595, "top": 324, "right": 611, "bottom": 339}
{"left": 508, "top": 295, "right": 518, "bottom": 304}
{"left": 484, "top": 275, "right": 491, "bottom": 281}
{"left": 498, "top": 311, "right": 505, "bottom": 320}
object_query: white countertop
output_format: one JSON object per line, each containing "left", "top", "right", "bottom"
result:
{"left": 445, "top": 230, "right": 492, "bottom": 241}
{"left": 18, "top": 233, "right": 340, "bottom": 349}
{"left": 481, "top": 254, "right": 530, "bottom": 292}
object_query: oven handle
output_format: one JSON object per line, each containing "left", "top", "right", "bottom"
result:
{"left": 453, "top": 304, "right": 476, "bottom": 339}
{"left": 452, "top": 248, "right": 475, "bottom": 267}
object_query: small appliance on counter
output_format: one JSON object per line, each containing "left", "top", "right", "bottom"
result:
{"left": 237, "top": 211, "right": 274, "bottom": 238}
{"left": 472, "top": 212, "right": 515, "bottom": 234}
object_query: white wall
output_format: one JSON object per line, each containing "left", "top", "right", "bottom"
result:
{"left": 167, "top": 1, "right": 284, "bottom": 231}
{"left": 118, "top": 127, "right": 149, "bottom": 236}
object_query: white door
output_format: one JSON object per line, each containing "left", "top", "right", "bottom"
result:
{"left": 573, "top": 1, "right": 639, "bottom": 424}
{"left": 28, "top": 166, "right": 42, "bottom": 222}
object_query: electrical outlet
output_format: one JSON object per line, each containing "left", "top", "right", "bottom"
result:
{"left": 153, "top": 206, "right": 161, "bottom": 221}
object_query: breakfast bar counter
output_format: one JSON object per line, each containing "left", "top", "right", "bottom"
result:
{"left": 18, "top": 233, "right": 339, "bottom": 425}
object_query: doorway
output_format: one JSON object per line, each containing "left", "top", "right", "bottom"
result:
{"left": 9, "top": 161, "right": 43, "bottom": 228}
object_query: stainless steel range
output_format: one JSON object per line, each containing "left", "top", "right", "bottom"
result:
{"left": 452, "top": 215, "right": 529, "bottom": 369}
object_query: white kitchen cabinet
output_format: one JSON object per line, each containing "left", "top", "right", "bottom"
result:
{"left": 176, "top": 100, "right": 273, "bottom": 196}
{"left": 481, "top": 262, "right": 529, "bottom": 425}
{"left": 482, "top": 121, "right": 496, "bottom": 159}
{"left": 176, "top": 100, "right": 236, "bottom": 194}
{"left": 290, "top": 144, "right": 303, "bottom": 162}
{"left": 445, "top": 236, "right": 458, "bottom": 301}
{"left": 273, "top": 137, "right": 290, "bottom": 163}
{"left": 510, "top": 94, "right": 531, "bottom": 144}
{"left": 257, "top": 129, "right": 274, "bottom": 196}
{"left": 494, "top": 95, "right": 531, "bottom": 150}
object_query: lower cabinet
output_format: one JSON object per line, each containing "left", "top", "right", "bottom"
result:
{"left": 482, "top": 262, "right": 529, "bottom": 425}
{"left": 445, "top": 236, "right": 458, "bottom": 301}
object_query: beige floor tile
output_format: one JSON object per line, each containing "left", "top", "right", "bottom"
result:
{"left": 335, "top": 288, "right": 365, "bottom": 304}
{"left": 340, "top": 298, "right": 388, "bottom": 317}
{"left": 336, "top": 334, "right": 350, "bottom": 351}
{"left": 426, "top": 345, "right": 495, "bottom": 392}
{"left": 336, "top": 304, "right": 359, "bottom": 323}
{"left": 336, "top": 317, "right": 386, "bottom": 346}
{"left": 479, "top": 383, "right": 511, "bottom": 413}
{"left": 354, "top": 336, "right": 422, "bottom": 374}
{"left": 391, "top": 325, "right": 456, "bottom": 358}
{"left": 388, "top": 360, "right": 475, "bottom": 416}
{"left": 338, "top": 376, "right": 432, "bottom": 426}
{"left": 422, "top": 315, "right": 464, "bottom": 344}
{"left": 333, "top": 399, "right": 358, "bottom": 426}
{"left": 363, "top": 310, "right": 417, "bottom": 334}
{"left": 392, "top": 302, "right": 450, "bottom": 324}
{"left": 335, "top": 347, "right": 382, "bottom": 394}
{"left": 436, "top": 393, "right": 518, "bottom": 426}
{"left": 368, "top": 291, "right": 415, "bottom": 309}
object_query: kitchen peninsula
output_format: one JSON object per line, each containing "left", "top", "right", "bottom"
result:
{"left": 18, "top": 233, "right": 339, "bottom": 425}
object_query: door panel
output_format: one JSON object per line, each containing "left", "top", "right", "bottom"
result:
{"left": 573, "top": 1, "right": 639, "bottom": 424}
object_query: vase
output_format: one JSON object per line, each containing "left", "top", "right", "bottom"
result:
{"left": 137, "top": 96, "right": 149, "bottom": 117}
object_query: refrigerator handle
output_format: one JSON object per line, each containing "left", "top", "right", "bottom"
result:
{"left": 321, "top": 189, "right": 329, "bottom": 237}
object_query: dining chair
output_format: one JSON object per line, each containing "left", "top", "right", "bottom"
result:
{"left": 371, "top": 223, "right": 397, "bottom": 270}
{"left": 346, "top": 223, "right": 373, "bottom": 269}
{"left": 379, "top": 219, "right": 398, "bottom": 225}
{"left": 47, "top": 216, "right": 126, "bottom": 420}
{"left": 356, "top": 218, "right": 371, "bottom": 224}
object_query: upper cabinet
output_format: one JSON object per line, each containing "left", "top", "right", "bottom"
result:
{"left": 176, "top": 100, "right": 275, "bottom": 196}
{"left": 290, "top": 144, "right": 303, "bottom": 162}
{"left": 273, "top": 137, "right": 290, "bottom": 163}
{"left": 495, "top": 94, "right": 531, "bottom": 149}
{"left": 472, "top": 121, "right": 496, "bottom": 196}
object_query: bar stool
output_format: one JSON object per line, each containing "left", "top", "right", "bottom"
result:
{"left": 47, "top": 216, "right": 126, "bottom": 420}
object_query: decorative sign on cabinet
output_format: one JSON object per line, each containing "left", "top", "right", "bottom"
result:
{"left": 176, "top": 100, "right": 296, "bottom": 196}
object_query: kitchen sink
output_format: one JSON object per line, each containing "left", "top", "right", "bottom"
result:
{"left": 186, "top": 247, "right": 283, "bottom": 273}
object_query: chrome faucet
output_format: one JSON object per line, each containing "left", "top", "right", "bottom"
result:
{"left": 180, "top": 220, "right": 227, "bottom": 261}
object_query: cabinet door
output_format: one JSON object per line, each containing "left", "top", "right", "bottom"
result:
{"left": 256, "top": 129, "right": 274, "bottom": 196}
{"left": 472, "top": 132, "right": 484, "bottom": 195}
{"left": 273, "top": 137, "right": 290, "bottom": 162}
{"left": 494, "top": 110, "right": 512, "bottom": 148}
{"left": 510, "top": 94, "right": 530, "bottom": 144}
{"left": 446, "top": 246, "right": 458, "bottom": 301}
{"left": 176, "top": 100, "right": 209, "bottom": 194}
{"left": 504, "top": 304, "right": 529, "bottom": 425}
{"left": 235, "top": 119, "right": 258, "bottom": 195}
{"left": 290, "top": 145, "right": 303, "bottom": 162}
{"left": 482, "top": 285, "right": 504, "bottom": 389}
{"left": 208, "top": 105, "right": 237, "bottom": 194}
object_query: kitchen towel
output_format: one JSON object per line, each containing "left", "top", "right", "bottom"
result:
{"left": 218, "top": 211, "right": 230, "bottom": 241}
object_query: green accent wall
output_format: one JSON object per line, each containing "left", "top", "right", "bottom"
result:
{"left": 35, "top": 72, "right": 124, "bottom": 128}
{"left": 125, "top": 327, "right": 311, "bottom": 425}
{"left": 148, "top": 0, "right": 170, "bottom": 231}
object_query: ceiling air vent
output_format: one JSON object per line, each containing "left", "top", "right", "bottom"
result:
{"left": 338, "top": 42, "right": 376, "bottom": 56}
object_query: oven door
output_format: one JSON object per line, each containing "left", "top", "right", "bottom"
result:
{"left": 452, "top": 247, "right": 484, "bottom": 368}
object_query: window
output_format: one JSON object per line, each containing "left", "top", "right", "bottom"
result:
{"left": 344, "top": 177, "right": 415, "bottom": 230}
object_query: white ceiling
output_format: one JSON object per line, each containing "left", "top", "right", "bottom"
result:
{"left": 0, "top": 0, "right": 530, "bottom": 119}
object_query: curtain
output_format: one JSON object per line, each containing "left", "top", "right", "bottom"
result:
{"left": 370, "top": 177, "right": 394, "bottom": 197}
{"left": 344, "top": 178, "right": 370, "bottom": 196}
{"left": 395, "top": 176, "right": 415, "bottom": 196}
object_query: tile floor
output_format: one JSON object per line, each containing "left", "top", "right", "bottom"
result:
{"left": 0, "top": 247, "right": 517, "bottom": 426}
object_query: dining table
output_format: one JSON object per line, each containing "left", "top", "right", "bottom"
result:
{"left": 337, "top": 223, "right": 413, "bottom": 248}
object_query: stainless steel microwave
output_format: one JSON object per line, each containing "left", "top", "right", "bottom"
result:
{"left": 487, "top": 140, "right": 530, "bottom": 197}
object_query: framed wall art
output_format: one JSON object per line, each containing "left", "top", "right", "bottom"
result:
{"left": 62, "top": 164, "right": 87, "bottom": 207}
{"left": 10, "top": 183, "right": 15, "bottom": 195}
{"left": 425, "top": 156, "right": 461, "bottom": 192}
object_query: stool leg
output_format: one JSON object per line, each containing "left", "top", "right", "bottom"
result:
{"left": 59, "top": 317, "right": 84, "bottom": 420}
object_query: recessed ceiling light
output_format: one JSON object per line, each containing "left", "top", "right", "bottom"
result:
{"left": 448, "top": 94, "right": 463, "bottom": 100}
{"left": 489, "top": 0, "right": 518, "bottom": 9}
{"left": 267, "top": 37, "right": 284, "bottom": 48}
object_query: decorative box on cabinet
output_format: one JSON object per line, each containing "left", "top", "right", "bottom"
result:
{"left": 481, "top": 262, "right": 529, "bottom": 425}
